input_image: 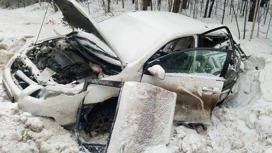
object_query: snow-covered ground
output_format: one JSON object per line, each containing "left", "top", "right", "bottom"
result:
{"left": 0, "top": 2, "right": 272, "bottom": 153}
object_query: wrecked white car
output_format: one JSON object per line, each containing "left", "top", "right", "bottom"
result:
{"left": 3, "top": 0, "right": 246, "bottom": 137}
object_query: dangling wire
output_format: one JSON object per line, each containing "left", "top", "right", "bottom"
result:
{"left": 35, "top": 2, "right": 50, "bottom": 45}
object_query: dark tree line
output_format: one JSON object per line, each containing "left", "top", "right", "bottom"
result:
{"left": 0, "top": 0, "right": 53, "bottom": 9}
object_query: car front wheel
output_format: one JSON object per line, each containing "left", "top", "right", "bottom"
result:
{"left": 85, "top": 107, "right": 116, "bottom": 137}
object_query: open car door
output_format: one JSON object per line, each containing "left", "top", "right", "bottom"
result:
{"left": 142, "top": 48, "right": 232, "bottom": 124}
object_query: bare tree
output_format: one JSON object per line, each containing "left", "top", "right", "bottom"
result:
{"left": 243, "top": 0, "right": 248, "bottom": 39}
{"left": 249, "top": 0, "right": 258, "bottom": 21}
{"left": 232, "top": 4, "right": 241, "bottom": 39}
{"left": 108, "top": 0, "right": 111, "bottom": 12}
{"left": 263, "top": 0, "right": 270, "bottom": 24}
{"left": 256, "top": 4, "right": 263, "bottom": 37}
{"left": 193, "top": 0, "right": 198, "bottom": 18}
{"left": 182, "top": 0, "right": 188, "bottom": 9}
{"left": 242, "top": 0, "right": 247, "bottom": 16}
{"left": 203, "top": 0, "right": 210, "bottom": 17}
{"left": 157, "top": 0, "right": 161, "bottom": 10}
{"left": 208, "top": 0, "right": 215, "bottom": 17}
{"left": 200, "top": 0, "right": 204, "bottom": 16}
{"left": 215, "top": 0, "right": 218, "bottom": 15}
{"left": 143, "top": 0, "right": 148, "bottom": 10}
{"left": 266, "top": 13, "right": 272, "bottom": 38}
{"left": 221, "top": 0, "right": 227, "bottom": 24}
{"left": 250, "top": 0, "right": 260, "bottom": 39}
{"left": 140, "top": 0, "right": 143, "bottom": 10}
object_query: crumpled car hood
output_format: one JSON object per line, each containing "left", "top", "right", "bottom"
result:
{"left": 54, "top": 0, "right": 125, "bottom": 64}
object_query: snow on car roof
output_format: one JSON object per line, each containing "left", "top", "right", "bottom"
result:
{"left": 99, "top": 11, "right": 210, "bottom": 63}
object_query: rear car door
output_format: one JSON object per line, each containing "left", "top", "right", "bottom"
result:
{"left": 141, "top": 48, "right": 232, "bottom": 124}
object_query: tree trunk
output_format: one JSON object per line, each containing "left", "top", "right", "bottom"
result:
{"left": 208, "top": 0, "right": 215, "bottom": 17}
{"left": 243, "top": 0, "right": 248, "bottom": 39}
{"left": 143, "top": 0, "right": 148, "bottom": 10}
{"left": 139, "top": 0, "right": 143, "bottom": 10}
{"left": 189, "top": 0, "right": 193, "bottom": 16}
{"left": 263, "top": 0, "right": 270, "bottom": 24}
{"left": 172, "top": 0, "right": 181, "bottom": 12}
{"left": 193, "top": 0, "right": 197, "bottom": 18}
{"left": 157, "top": 0, "right": 161, "bottom": 10}
{"left": 135, "top": 0, "right": 138, "bottom": 10}
{"left": 256, "top": 3, "right": 262, "bottom": 37}
{"left": 102, "top": 0, "right": 107, "bottom": 15}
{"left": 179, "top": 0, "right": 183, "bottom": 12}
{"left": 122, "top": 0, "right": 124, "bottom": 8}
{"left": 201, "top": 0, "right": 204, "bottom": 16}
{"left": 108, "top": 0, "right": 111, "bottom": 12}
{"left": 232, "top": 4, "right": 241, "bottom": 39}
{"left": 242, "top": 0, "right": 246, "bottom": 16}
{"left": 240, "top": 0, "right": 244, "bottom": 14}
{"left": 266, "top": 13, "right": 272, "bottom": 38}
{"left": 182, "top": 0, "right": 188, "bottom": 9}
{"left": 221, "top": 0, "right": 227, "bottom": 24}
{"left": 215, "top": 0, "right": 218, "bottom": 15}
{"left": 250, "top": 0, "right": 259, "bottom": 39}
{"left": 229, "top": 0, "right": 234, "bottom": 15}
{"left": 168, "top": 0, "right": 173, "bottom": 11}
{"left": 249, "top": 0, "right": 257, "bottom": 21}
{"left": 204, "top": 0, "right": 210, "bottom": 18}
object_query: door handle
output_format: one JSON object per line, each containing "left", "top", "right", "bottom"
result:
{"left": 202, "top": 87, "right": 220, "bottom": 94}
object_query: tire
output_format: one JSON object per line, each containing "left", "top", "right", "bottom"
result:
{"left": 85, "top": 107, "right": 116, "bottom": 137}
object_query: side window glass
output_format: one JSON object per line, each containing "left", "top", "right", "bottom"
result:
{"left": 148, "top": 36, "right": 195, "bottom": 62}
{"left": 159, "top": 50, "right": 228, "bottom": 76}
{"left": 172, "top": 37, "right": 194, "bottom": 51}
{"left": 162, "top": 36, "right": 195, "bottom": 53}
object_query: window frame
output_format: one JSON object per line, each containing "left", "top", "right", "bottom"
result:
{"left": 197, "top": 26, "right": 235, "bottom": 50}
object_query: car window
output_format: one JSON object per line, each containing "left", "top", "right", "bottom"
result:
{"left": 148, "top": 36, "right": 195, "bottom": 62}
{"left": 162, "top": 36, "right": 195, "bottom": 53}
{"left": 158, "top": 49, "right": 228, "bottom": 76}
{"left": 198, "top": 29, "right": 233, "bottom": 50}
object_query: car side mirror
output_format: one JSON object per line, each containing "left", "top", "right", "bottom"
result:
{"left": 147, "top": 65, "right": 165, "bottom": 80}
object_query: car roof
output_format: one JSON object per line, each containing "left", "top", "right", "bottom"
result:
{"left": 99, "top": 11, "right": 210, "bottom": 63}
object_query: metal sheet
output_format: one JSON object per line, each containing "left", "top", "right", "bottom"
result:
{"left": 107, "top": 82, "right": 177, "bottom": 153}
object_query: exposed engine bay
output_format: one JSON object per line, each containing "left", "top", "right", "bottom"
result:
{"left": 12, "top": 33, "right": 121, "bottom": 86}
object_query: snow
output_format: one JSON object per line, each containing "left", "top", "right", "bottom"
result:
{"left": 0, "top": 1, "right": 272, "bottom": 153}
{"left": 0, "top": 101, "right": 80, "bottom": 152}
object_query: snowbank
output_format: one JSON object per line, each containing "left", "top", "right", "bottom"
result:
{"left": 0, "top": 96, "right": 80, "bottom": 153}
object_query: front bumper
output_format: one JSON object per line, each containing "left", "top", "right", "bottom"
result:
{"left": 2, "top": 52, "right": 86, "bottom": 126}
